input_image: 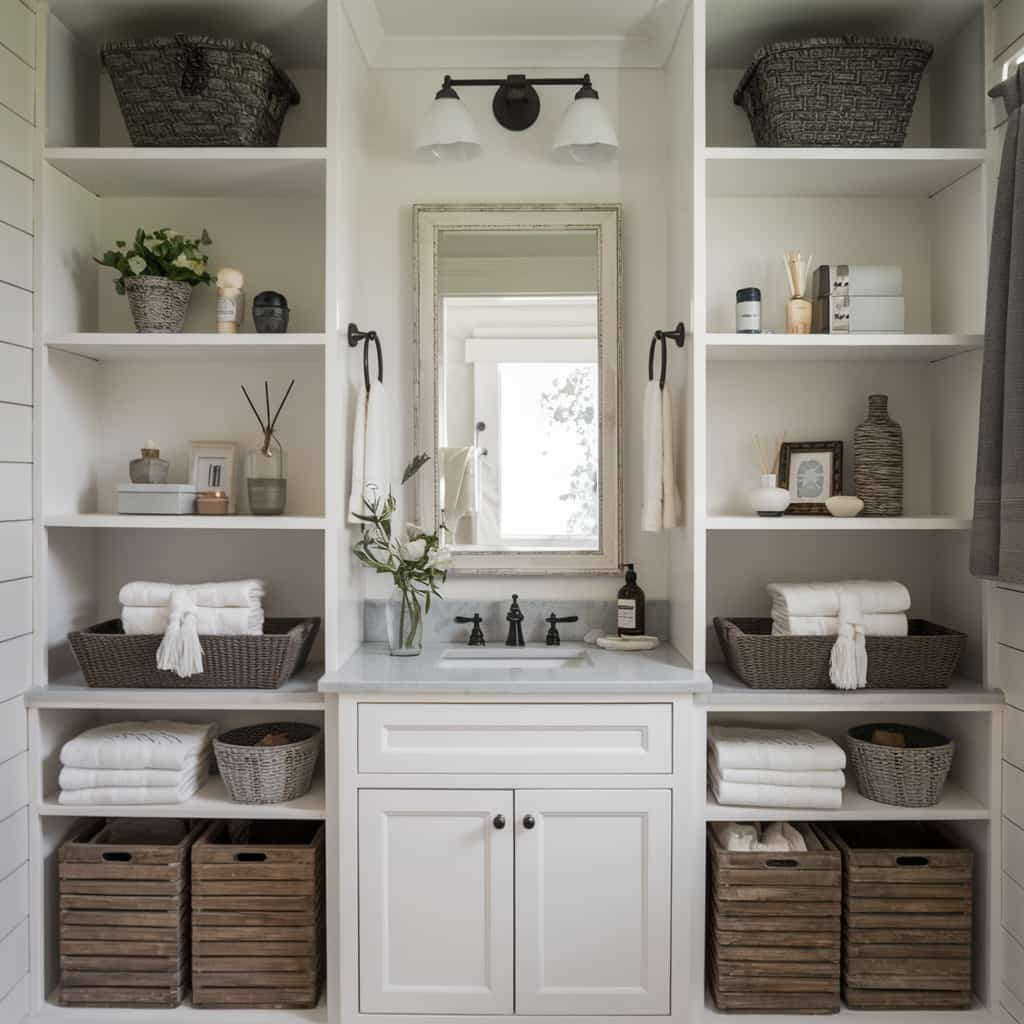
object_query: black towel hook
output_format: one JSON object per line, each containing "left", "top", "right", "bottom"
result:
{"left": 648, "top": 322, "right": 686, "bottom": 390}
{"left": 348, "top": 322, "right": 384, "bottom": 392}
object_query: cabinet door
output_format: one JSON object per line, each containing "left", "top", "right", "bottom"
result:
{"left": 515, "top": 789, "right": 672, "bottom": 1015}
{"left": 358, "top": 789, "right": 514, "bottom": 1014}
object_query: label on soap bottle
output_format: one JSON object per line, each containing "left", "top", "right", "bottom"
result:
{"left": 617, "top": 599, "right": 637, "bottom": 630}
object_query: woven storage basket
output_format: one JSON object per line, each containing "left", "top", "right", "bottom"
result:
{"left": 214, "top": 722, "right": 321, "bottom": 804}
{"left": 124, "top": 277, "right": 192, "bottom": 333}
{"left": 714, "top": 618, "right": 965, "bottom": 690}
{"left": 734, "top": 36, "right": 933, "bottom": 147}
{"left": 846, "top": 724, "right": 954, "bottom": 808}
{"left": 68, "top": 617, "right": 319, "bottom": 689}
{"left": 100, "top": 35, "right": 300, "bottom": 147}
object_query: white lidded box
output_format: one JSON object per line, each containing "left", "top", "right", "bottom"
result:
{"left": 117, "top": 484, "right": 198, "bottom": 515}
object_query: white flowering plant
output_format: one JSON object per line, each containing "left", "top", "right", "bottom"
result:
{"left": 96, "top": 227, "right": 213, "bottom": 295}
{"left": 352, "top": 455, "right": 451, "bottom": 648}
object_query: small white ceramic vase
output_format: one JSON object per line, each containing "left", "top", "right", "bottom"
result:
{"left": 825, "top": 495, "right": 865, "bottom": 518}
{"left": 749, "top": 474, "right": 790, "bottom": 517}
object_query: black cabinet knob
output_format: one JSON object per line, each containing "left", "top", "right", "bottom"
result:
{"left": 523, "top": 814, "right": 536, "bottom": 830}
{"left": 493, "top": 814, "right": 506, "bottom": 830}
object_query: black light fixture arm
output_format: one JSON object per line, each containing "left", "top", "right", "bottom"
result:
{"left": 443, "top": 73, "right": 595, "bottom": 91}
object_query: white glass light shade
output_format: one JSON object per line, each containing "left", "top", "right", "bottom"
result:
{"left": 552, "top": 96, "right": 618, "bottom": 164}
{"left": 416, "top": 95, "right": 481, "bottom": 162}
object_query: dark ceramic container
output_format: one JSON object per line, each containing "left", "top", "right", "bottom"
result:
{"left": 252, "top": 291, "right": 290, "bottom": 334}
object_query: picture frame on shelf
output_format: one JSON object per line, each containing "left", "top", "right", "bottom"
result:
{"left": 188, "top": 441, "right": 239, "bottom": 513}
{"left": 778, "top": 441, "right": 843, "bottom": 515}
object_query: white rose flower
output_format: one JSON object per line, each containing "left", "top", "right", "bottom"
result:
{"left": 427, "top": 547, "right": 453, "bottom": 571}
{"left": 406, "top": 522, "right": 424, "bottom": 540}
{"left": 400, "top": 538, "right": 427, "bottom": 561}
{"left": 127, "top": 255, "right": 147, "bottom": 275}
{"left": 173, "top": 252, "right": 192, "bottom": 268}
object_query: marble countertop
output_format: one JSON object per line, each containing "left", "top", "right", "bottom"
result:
{"left": 318, "top": 643, "right": 711, "bottom": 695}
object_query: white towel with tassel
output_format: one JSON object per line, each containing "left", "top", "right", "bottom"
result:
{"left": 122, "top": 606, "right": 262, "bottom": 637}
{"left": 641, "top": 379, "right": 682, "bottom": 532}
{"left": 348, "top": 374, "right": 389, "bottom": 524}
{"left": 155, "top": 587, "right": 204, "bottom": 678}
{"left": 119, "top": 580, "right": 264, "bottom": 610}
{"left": 830, "top": 590, "right": 869, "bottom": 690}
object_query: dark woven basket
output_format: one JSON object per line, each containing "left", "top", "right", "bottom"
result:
{"left": 101, "top": 35, "right": 301, "bottom": 147}
{"left": 714, "top": 617, "right": 965, "bottom": 690}
{"left": 846, "top": 723, "right": 954, "bottom": 807}
{"left": 68, "top": 617, "right": 320, "bottom": 689}
{"left": 734, "top": 36, "right": 933, "bottom": 147}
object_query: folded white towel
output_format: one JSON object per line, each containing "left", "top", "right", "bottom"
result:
{"left": 771, "top": 613, "right": 908, "bottom": 637}
{"left": 59, "top": 754, "right": 210, "bottom": 791}
{"left": 121, "top": 606, "right": 263, "bottom": 636}
{"left": 710, "top": 756, "right": 846, "bottom": 789}
{"left": 119, "top": 580, "right": 265, "bottom": 609}
{"left": 58, "top": 772, "right": 207, "bottom": 806}
{"left": 766, "top": 581, "right": 911, "bottom": 617}
{"left": 712, "top": 821, "right": 809, "bottom": 853}
{"left": 60, "top": 721, "right": 216, "bottom": 771}
{"left": 830, "top": 589, "right": 869, "bottom": 691}
{"left": 711, "top": 768, "right": 844, "bottom": 810}
{"left": 763, "top": 821, "right": 808, "bottom": 852}
{"left": 709, "top": 725, "right": 846, "bottom": 772}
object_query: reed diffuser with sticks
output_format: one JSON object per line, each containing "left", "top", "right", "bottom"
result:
{"left": 783, "top": 251, "right": 814, "bottom": 335}
{"left": 241, "top": 379, "right": 295, "bottom": 515}
{"left": 749, "top": 432, "right": 790, "bottom": 516}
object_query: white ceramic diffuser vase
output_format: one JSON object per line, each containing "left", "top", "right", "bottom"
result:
{"left": 750, "top": 474, "right": 790, "bottom": 517}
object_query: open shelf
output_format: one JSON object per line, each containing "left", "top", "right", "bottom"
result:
{"left": 46, "top": 334, "right": 327, "bottom": 363}
{"left": 45, "top": 149, "right": 328, "bottom": 198}
{"left": 705, "top": 780, "right": 989, "bottom": 822}
{"left": 705, "top": 333, "right": 983, "bottom": 362}
{"left": 705, "top": 148, "right": 986, "bottom": 197}
{"left": 701, "top": 994, "right": 990, "bottom": 1024}
{"left": 706, "top": 515, "right": 972, "bottom": 531}
{"left": 44, "top": 514, "right": 327, "bottom": 530}
{"left": 37, "top": 774, "right": 326, "bottom": 819}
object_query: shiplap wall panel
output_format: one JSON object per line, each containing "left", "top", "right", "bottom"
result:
{"left": 0, "top": 465, "right": 31, "bottom": 521}
{"left": 0, "top": 580, "right": 30, "bottom": 642}
{"left": 995, "top": 0, "right": 1024, "bottom": 61}
{"left": 1006, "top": 819, "right": 1024, "bottom": 889}
{"left": 0, "top": 636, "right": 30, "bottom": 703}
{"left": 1008, "top": 931, "right": 1024, "bottom": 1005}
{"left": 0, "top": 164, "right": 32, "bottom": 234}
{"left": 0, "top": 282, "right": 31, "bottom": 349}
{"left": 0, "top": 343, "right": 31, "bottom": 405}
{"left": 0, "top": 864, "right": 28, "bottom": 943}
{"left": 0, "top": 223, "right": 31, "bottom": 290}
{"left": 0, "top": 973, "right": 27, "bottom": 1020}
{"left": 0, "top": 920, "right": 27, "bottom": 1002}
{"left": 0, "top": 47, "right": 31, "bottom": 124}
{"left": 0, "top": 403, "right": 30, "bottom": 462}
{"left": 0, "top": 697, "right": 25, "bottom": 764}
{"left": 1006, "top": 762, "right": 1024, "bottom": 829}
{"left": 999, "top": 586, "right": 1024, "bottom": 648}
{"left": 0, "top": 807, "right": 27, "bottom": 883}
{"left": 0, "top": 753, "right": 26, "bottom": 826}
{"left": 0, "top": 523, "right": 31, "bottom": 581}
{"left": 1001, "top": 642, "right": 1024, "bottom": 710}
{"left": 0, "top": 107, "right": 31, "bottom": 178}
{"left": 1005, "top": 984, "right": 1024, "bottom": 1024}
{"left": 1008, "top": 875, "right": 1024, "bottom": 948}
{"left": 1008, "top": 706, "right": 1024, "bottom": 770}
{"left": 0, "top": 0, "right": 34, "bottom": 68}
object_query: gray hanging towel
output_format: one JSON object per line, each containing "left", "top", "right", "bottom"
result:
{"left": 973, "top": 70, "right": 1024, "bottom": 582}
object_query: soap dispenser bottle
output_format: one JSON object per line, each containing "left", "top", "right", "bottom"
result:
{"left": 617, "top": 563, "right": 646, "bottom": 636}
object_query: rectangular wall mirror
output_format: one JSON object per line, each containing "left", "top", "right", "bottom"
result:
{"left": 414, "top": 204, "right": 622, "bottom": 574}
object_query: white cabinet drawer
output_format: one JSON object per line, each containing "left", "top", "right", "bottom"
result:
{"left": 357, "top": 703, "right": 673, "bottom": 774}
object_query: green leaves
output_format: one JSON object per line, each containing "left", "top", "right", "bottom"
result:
{"left": 96, "top": 227, "right": 214, "bottom": 295}
{"left": 401, "top": 453, "right": 430, "bottom": 485}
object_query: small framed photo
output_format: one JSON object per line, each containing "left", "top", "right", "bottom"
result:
{"left": 779, "top": 441, "right": 843, "bottom": 515}
{"left": 188, "top": 441, "right": 239, "bottom": 513}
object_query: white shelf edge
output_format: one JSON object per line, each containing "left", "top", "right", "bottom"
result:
{"left": 45, "top": 146, "right": 329, "bottom": 161}
{"left": 705, "top": 147, "right": 989, "bottom": 163}
{"left": 44, "top": 334, "right": 328, "bottom": 364}
{"left": 702, "top": 993, "right": 990, "bottom": 1024}
{"left": 36, "top": 775, "right": 326, "bottom": 819}
{"left": 44, "top": 514, "right": 327, "bottom": 530}
{"left": 704, "top": 333, "right": 983, "bottom": 363}
{"left": 706, "top": 515, "right": 971, "bottom": 531}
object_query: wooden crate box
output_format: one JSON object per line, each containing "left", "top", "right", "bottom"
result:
{"left": 191, "top": 820, "right": 325, "bottom": 1010}
{"left": 707, "top": 822, "right": 842, "bottom": 1015}
{"left": 826, "top": 822, "right": 973, "bottom": 1011}
{"left": 58, "top": 818, "right": 204, "bottom": 1009}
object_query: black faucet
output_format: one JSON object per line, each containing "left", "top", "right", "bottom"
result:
{"left": 454, "top": 613, "right": 485, "bottom": 646}
{"left": 545, "top": 613, "right": 579, "bottom": 646}
{"left": 505, "top": 594, "right": 525, "bottom": 647}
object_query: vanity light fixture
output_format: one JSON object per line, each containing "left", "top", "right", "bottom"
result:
{"left": 416, "top": 73, "right": 619, "bottom": 164}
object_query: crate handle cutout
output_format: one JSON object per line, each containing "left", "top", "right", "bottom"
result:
{"left": 765, "top": 858, "right": 799, "bottom": 867}
{"left": 896, "top": 855, "right": 930, "bottom": 866}
{"left": 101, "top": 852, "right": 133, "bottom": 862}
{"left": 234, "top": 852, "right": 268, "bottom": 862}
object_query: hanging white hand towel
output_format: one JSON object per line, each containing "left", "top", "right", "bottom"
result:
{"left": 440, "top": 446, "right": 479, "bottom": 533}
{"left": 641, "top": 380, "right": 682, "bottom": 532}
{"left": 348, "top": 376, "right": 389, "bottom": 524}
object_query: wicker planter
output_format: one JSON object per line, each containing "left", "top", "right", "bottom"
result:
{"left": 214, "top": 723, "right": 321, "bottom": 804}
{"left": 714, "top": 618, "right": 965, "bottom": 690}
{"left": 124, "top": 276, "right": 193, "bottom": 333}
{"left": 68, "top": 617, "right": 319, "bottom": 689}
{"left": 846, "top": 723, "right": 954, "bottom": 807}
{"left": 734, "top": 37, "right": 933, "bottom": 147}
{"left": 101, "top": 36, "right": 300, "bottom": 147}
{"left": 855, "top": 395, "right": 904, "bottom": 516}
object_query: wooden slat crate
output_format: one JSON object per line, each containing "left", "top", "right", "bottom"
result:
{"left": 191, "top": 820, "right": 325, "bottom": 1010}
{"left": 825, "top": 822, "right": 974, "bottom": 1011}
{"left": 707, "top": 823, "right": 841, "bottom": 1015}
{"left": 58, "top": 819, "right": 204, "bottom": 1009}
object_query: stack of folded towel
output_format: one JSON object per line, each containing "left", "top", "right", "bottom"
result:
{"left": 709, "top": 725, "right": 847, "bottom": 810}
{"left": 713, "top": 821, "right": 808, "bottom": 852}
{"left": 768, "top": 581, "right": 910, "bottom": 637}
{"left": 120, "top": 579, "right": 265, "bottom": 678}
{"left": 58, "top": 720, "right": 216, "bottom": 805}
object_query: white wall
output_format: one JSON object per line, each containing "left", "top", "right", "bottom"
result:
{"left": 343, "top": 60, "right": 672, "bottom": 600}
{"left": 0, "top": 2, "right": 34, "bottom": 1019}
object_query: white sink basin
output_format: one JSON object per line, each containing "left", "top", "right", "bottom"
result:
{"left": 438, "top": 645, "right": 589, "bottom": 671}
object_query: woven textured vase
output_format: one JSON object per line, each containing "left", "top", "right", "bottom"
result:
{"left": 855, "top": 394, "right": 903, "bottom": 516}
{"left": 125, "top": 276, "right": 192, "bottom": 333}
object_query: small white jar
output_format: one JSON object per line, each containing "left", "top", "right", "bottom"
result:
{"left": 749, "top": 474, "right": 790, "bottom": 517}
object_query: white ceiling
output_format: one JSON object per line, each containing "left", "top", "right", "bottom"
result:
{"left": 341, "top": 0, "right": 689, "bottom": 68}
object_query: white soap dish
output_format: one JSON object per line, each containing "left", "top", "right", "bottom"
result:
{"left": 595, "top": 635, "right": 659, "bottom": 652}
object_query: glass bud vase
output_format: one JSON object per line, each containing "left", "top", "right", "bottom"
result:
{"left": 386, "top": 587, "right": 423, "bottom": 657}
{"left": 246, "top": 433, "right": 287, "bottom": 515}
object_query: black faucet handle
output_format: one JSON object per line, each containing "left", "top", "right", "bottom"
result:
{"left": 454, "top": 613, "right": 486, "bottom": 646}
{"left": 544, "top": 613, "right": 579, "bottom": 647}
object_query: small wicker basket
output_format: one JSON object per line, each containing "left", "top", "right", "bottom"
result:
{"left": 846, "top": 723, "right": 954, "bottom": 808}
{"left": 214, "top": 722, "right": 321, "bottom": 804}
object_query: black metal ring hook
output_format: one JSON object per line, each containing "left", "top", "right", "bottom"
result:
{"left": 648, "top": 322, "right": 685, "bottom": 390}
{"left": 348, "top": 322, "right": 384, "bottom": 392}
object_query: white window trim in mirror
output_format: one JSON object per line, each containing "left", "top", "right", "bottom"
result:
{"left": 413, "top": 203, "right": 623, "bottom": 575}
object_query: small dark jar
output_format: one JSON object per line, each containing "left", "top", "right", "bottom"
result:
{"left": 252, "top": 291, "right": 290, "bottom": 334}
